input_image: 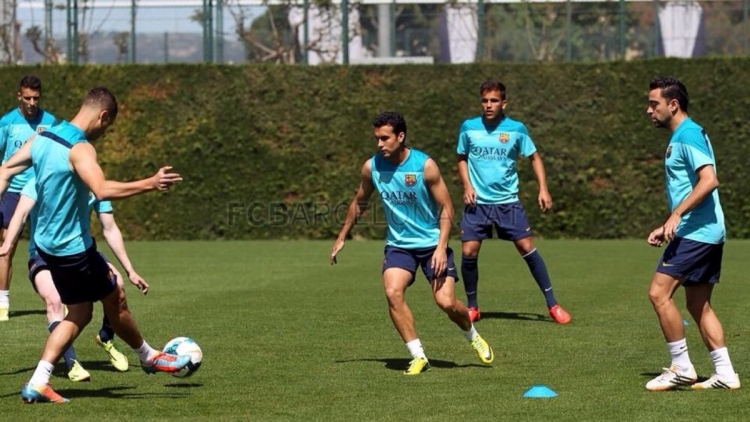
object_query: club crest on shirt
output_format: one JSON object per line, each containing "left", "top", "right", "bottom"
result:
{"left": 665, "top": 145, "right": 672, "bottom": 158}
{"left": 499, "top": 133, "right": 510, "bottom": 143}
{"left": 404, "top": 174, "right": 417, "bottom": 187}
{"left": 36, "top": 125, "right": 48, "bottom": 133}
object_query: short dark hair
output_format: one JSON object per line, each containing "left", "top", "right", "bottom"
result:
{"left": 83, "top": 87, "right": 118, "bottom": 120}
{"left": 649, "top": 77, "right": 689, "bottom": 112}
{"left": 372, "top": 111, "right": 407, "bottom": 137}
{"left": 19, "top": 75, "right": 42, "bottom": 91}
{"left": 480, "top": 79, "right": 506, "bottom": 100}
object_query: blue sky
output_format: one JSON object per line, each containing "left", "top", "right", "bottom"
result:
{"left": 16, "top": 3, "right": 265, "bottom": 36}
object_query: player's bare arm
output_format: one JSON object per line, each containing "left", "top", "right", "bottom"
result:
{"left": 456, "top": 154, "right": 476, "bottom": 206}
{"left": 98, "top": 211, "right": 149, "bottom": 294}
{"left": 330, "top": 160, "right": 375, "bottom": 265}
{"left": 0, "top": 136, "right": 34, "bottom": 194}
{"left": 529, "top": 151, "right": 552, "bottom": 211}
{"left": 425, "top": 158, "right": 454, "bottom": 278}
{"left": 70, "top": 142, "right": 182, "bottom": 200}
{"left": 0, "top": 194, "right": 35, "bottom": 256}
{"left": 662, "top": 164, "right": 718, "bottom": 242}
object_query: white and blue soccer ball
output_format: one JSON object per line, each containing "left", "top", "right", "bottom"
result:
{"left": 162, "top": 337, "right": 203, "bottom": 378}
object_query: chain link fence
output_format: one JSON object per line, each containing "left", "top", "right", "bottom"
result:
{"left": 3, "top": 0, "right": 747, "bottom": 65}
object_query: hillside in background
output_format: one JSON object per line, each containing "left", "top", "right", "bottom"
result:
{"left": 19, "top": 31, "right": 248, "bottom": 64}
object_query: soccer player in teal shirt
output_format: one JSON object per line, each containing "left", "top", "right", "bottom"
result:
{"left": 331, "top": 112, "right": 494, "bottom": 375}
{"left": 0, "top": 87, "right": 188, "bottom": 403}
{"left": 456, "top": 80, "right": 570, "bottom": 324}
{"left": 0, "top": 75, "right": 57, "bottom": 321}
{"left": 644, "top": 77, "right": 739, "bottom": 391}
{"left": 0, "top": 178, "right": 140, "bottom": 381}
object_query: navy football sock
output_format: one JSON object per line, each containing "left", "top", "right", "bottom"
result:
{"left": 49, "top": 320, "right": 78, "bottom": 369}
{"left": 461, "top": 256, "right": 479, "bottom": 308}
{"left": 523, "top": 249, "right": 557, "bottom": 308}
{"left": 99, "top": 315, "right": 115, "bottom": 343}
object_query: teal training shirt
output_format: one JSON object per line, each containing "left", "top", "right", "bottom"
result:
{"left": 370, "top": 149, "right": 440, "bottom": 249}
{"left": 0, "top": 108, "right": 56, "bottom": 192}
{"left": 30, "top": 121, "right": 94, "bottom": 256}
{"left": 665, "top": 118, "right": 725, "bottom": 244}
{"left": 456, "top": 116, "right": 536, "bottom": 204}
{"left": 22, "top": 177, "right": 113, "bottom": 258}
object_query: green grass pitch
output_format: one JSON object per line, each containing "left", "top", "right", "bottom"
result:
{"left": 1, "top": 240, "right": 748, "bottom": 421}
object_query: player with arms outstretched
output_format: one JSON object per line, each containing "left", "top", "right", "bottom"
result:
{"left": 331, "top": 111, "right": 494, "bottom": 375}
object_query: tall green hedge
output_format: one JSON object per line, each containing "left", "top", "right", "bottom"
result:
{"left": 1, "top": 60, "right": 749, "bottom": 240}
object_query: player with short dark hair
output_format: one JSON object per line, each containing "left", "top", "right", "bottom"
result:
{"left": 643, "top": 77, "right": 739, "bottom": 391}
{"left": 0, "top": 86, "right": 189, "bottom": 404}
{"left": 0, "top": 176, "right": 145, "bottom": 381}
{"left": 0, "top": 75, "right": 57, "bottom": 321}
{"left": 456, "top": 79, "right": 571, "bottom": 324}
{"left": 330, "top": 111, "right": 494, "bottom": 375}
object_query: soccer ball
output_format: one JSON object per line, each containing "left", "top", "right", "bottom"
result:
{"left": 162, "top": 337, "right": 202, "bottom": 378}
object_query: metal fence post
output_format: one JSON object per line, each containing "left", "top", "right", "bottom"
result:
{"left": 342, "top": 0, "right": 349, "bottom": 64}
{"left": 130, "top": 0, "right": 137, "bottom": 64}
{"left": 566, "top": 0, "right": 572, "bottom": 61}
{"left": 619, "top": 0, "right": 626, "bottom": 59}
{"left": 744, "top": 0, "right": 749, "bottom": 55}
{"left": 652, "top": 0, "right": 659, "bottom": 58}
{"left": 303, "top": 0, "right": 309, "bottom": 64}
{"left": 477, "top": 0, "right": 485, "bottom": 61}
{"left": 216, "top": 0, "right": 224, "bottom": 63}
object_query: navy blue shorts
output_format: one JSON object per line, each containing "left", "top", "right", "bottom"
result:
{"left": 382, "top": 245, "right": 459, "bottom": 284}
{"left": 37, "top": 241, "right": 116, "bottom": 305}
{"left": 656, "top": 237, "right": 723, "bottom": 285}
{"left": 460, "top": 202, "right": 532, "bottom": 241}
{"left": 0, "top": 191, "right": 21, "bottom": 229}
{"left": 29, "top": 252, "right": 112, "bottom": 293}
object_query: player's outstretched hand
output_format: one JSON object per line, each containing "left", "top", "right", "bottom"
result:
{"left": 647, "top": 226, "right": 666, "bottom": 247}
{"left": 152, "top": 166, "right": 183, "bottom": 191}
{"left": 330, "top": 238, "right": 346, "bottom": 265}
{"left": 128, "top": 271, "right": 149, "bottom": 295}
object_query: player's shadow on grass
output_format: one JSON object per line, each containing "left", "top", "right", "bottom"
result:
{"left": 9, "top": 309, "right": 46, "bottom": 318}
{"left": 62, "top": 385, "right": 190, "bottom": 400}
{"left": 336, "top": 358, "right": 490, "bottom": 371}
{"left": 0, "top": 364, "right": 153, "bottom": 377}
{"left": 164, "top": 382, "right": 203, "bottom": 388}
{"left": 0, "top": 386, "right": 187, "bottom": 400}
{"left": 480, "top": 311, "right": 553, "bottom": 323}
{"left": 0, "top": 366, "right": 34, "bottom": 376}
{"left": 640, "top": 372, "right": 709, "bottom": 383}
{"left": 76, "top": 360, "right": 133, "bottom": 373}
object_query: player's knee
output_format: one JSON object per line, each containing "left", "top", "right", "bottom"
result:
{"left": 434, "top": 296, "right": 456, "bottom": 313}
{"left": 461, "top": 245, "right": 480, "bottom": 258}
{"left": 67, "top": 308, "right": 93, "bottom": 326}
{"left": 383, "top": 286, "right": 404, "bottom": 304}
{"left": 647, "top": 288, "right": 669, "bottom": 307}
{"left": 44, "top": 299, "right": 64, "bottom": 317}
{"left": 515, "top": 238, "right": 535, "bottom": 255}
